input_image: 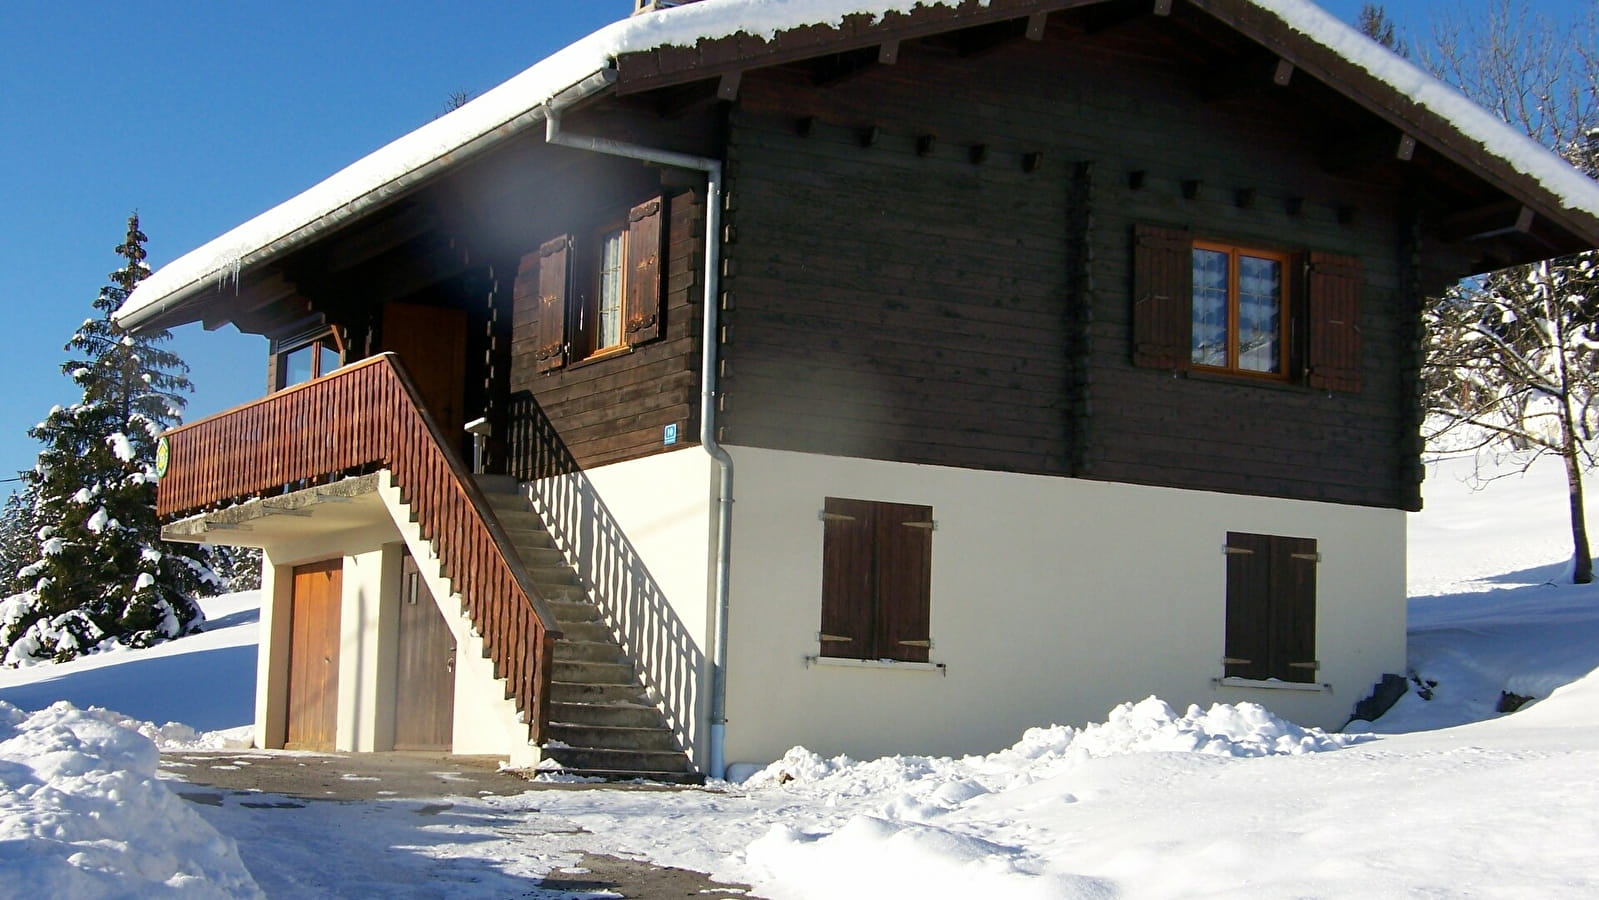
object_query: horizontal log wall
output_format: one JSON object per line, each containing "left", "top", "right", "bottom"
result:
{"left": 508, "top": 187, "right": 704, "bottom": 472}
{"left": 720, "top": 18, "right": 1417, "bottom": 508}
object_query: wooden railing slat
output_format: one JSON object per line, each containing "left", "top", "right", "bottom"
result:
{"left": 155, "top": 353, "right": 559, "bottom": 746}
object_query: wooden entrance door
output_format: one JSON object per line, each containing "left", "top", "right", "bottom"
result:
{"left": 393, "top": 554, "right": 456, "bottom": 750}
{"left": 287, "top": 560, "right": 341, "bottom": 750}
{"left": 380, "top": 303, "right": 467, "bottom": 439}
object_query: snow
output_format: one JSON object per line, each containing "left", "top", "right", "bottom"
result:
{"left": 116, "top": 0, "right": 1599, "bottom": 328}
{"left": 3, "top": 457, "right": 1599, "bottom": 896}
{"left": 106, "top": 432, "right": 134, "bottom": 463}
{"left": 0, "top": 701, "right": 260, "bottom": 898}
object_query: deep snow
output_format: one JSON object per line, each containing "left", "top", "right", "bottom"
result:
{"left": 2, "top": 451, "right": 1598, "bottom": 898}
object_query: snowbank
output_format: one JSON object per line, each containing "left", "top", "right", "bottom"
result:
{"left": 0, "top": 700, "right": 261, "bottom": 899}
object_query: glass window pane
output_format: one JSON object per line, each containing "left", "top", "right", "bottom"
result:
{"left": 1237, "top": 255, "right": 1282, "bottom": 373}
{"left": 317, "top": 342, "right": 340, "bottom": 378}
{"left": 1192, "top": 249, "right": 1230, "bottom": 367}
{"left": 280, "top": 344, "right": 314, "bottom": 387}
{"left": 598, "top": 229, "right": 624, "bottom": 350}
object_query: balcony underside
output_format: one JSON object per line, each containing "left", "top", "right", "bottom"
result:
{"left": 161, "top": 473, "right": 387, "bottom": 550}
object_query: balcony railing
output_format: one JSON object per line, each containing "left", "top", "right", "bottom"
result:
{"left": 158, "top": 353, "right": 561, "bottom": 745}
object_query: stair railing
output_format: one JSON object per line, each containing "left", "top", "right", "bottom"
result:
{"left": 157, "top": 352, "right": 562, "bottom": 744}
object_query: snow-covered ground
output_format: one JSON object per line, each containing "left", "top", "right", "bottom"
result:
{"left": 2, "top": 453, "right": 1598, "bottom": 898}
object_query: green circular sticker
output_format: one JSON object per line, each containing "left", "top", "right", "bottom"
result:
{"left": 155, "top": 436, "right": 170, "bottom": 479}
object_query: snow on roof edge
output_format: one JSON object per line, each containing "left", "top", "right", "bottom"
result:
{"left": 119, "top": 0, "right": 1599, "bottom": 327}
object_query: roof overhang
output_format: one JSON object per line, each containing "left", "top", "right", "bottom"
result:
{"left": 117, "top": 0, "right": 1599, "bottom": 333}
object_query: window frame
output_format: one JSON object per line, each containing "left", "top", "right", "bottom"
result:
{"left": 571, "top": 217, "right": 630, "bottom": 362}
{"left": 1190, "top": 240, "right": 1295, "bottom": 381}
{"left": 819, "top": 497, "right": 935, "bottom": 664}
{"left": 271, "top": 327, "right": 344, "bottom": 392}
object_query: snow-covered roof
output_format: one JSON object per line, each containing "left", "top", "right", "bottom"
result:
{"left": 117, "top": 0, "right": 1599, "bottom": 329}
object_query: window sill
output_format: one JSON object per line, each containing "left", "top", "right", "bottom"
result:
{"left": 569, "top": 345, "right": 633, "bottom": 369}
{"left": 1183, "top": 368, "right": 1314, "bottom": 394}
{"left": 1214, "top": 676, "right": 1329, "bottom": 693}
{"left": 805, "top": 656, "right": 946, "bottom": 674}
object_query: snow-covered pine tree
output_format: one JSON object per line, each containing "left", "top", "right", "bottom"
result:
{"left": 0, "top": 485, "right": 40, "bottom": 596}
{"left": 0, "top": 215, "right": 219, "bottom": 664}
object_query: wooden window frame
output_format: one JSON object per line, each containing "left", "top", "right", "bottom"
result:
{"left": 271, "top": 326, "right": 344, "bottom": 392}
{"left": 1223, "top": 531, "right": 1318, "bottom": 684}
{"left": 1190, "top": 240, "right": 1294, "bottom": 381}
{"left": 571, "top": 218, "right": 630, "bottom": 362}
{"left": 819, "top": 497, "right": 935, "bottom": 664}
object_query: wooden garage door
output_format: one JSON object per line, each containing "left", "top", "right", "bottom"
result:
{"left": 393, "top": 554, "right": 456, "bottom": 750}
{"left": 286, "top": 560, "right": 341, "bottom": 750}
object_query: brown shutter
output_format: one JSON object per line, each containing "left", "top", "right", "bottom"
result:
{"left": 1223, "top": 532, "right": 1272, "bottom": 681}
{"left": 625, "top": 197, "right": 664, "bottom": 345}
{"left": 535, "top": 235, "right": 570, "bottom": 373}
{"left": 820, "top": 498, "right": 875, "bottom": 661}
{"left": 1278, "top": 537, "right": 1319, "bottom": 684}
{"left": 876, "top": 502, "right": 934, "bottom": 663}
{"left": 1132, "top": 224, "right": 1194, "bottom": 370}
{"left": 1306, "top": 252, "right": 1362, "bottom": 392}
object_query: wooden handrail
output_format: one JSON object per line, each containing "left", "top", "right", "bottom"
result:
{"left": 157, "top": 353, "right": 561, "bottom": 745}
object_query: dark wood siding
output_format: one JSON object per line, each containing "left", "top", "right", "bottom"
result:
{"left": 507, "top": 188, "right": 704, "bottom": 471}
{"left": 717, "top": 19, "right": 1419, "bottom": 508}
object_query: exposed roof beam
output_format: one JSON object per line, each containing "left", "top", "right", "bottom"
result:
{"left": 1439, "top": 200, "right": 1535, "bottom": 243}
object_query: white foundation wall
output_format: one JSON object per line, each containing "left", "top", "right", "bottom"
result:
{"left": 722, "top": 447, "right": 1407, "bottom": 767}
{"left": 526, "top": 447, "right": 717, "bottom": 766}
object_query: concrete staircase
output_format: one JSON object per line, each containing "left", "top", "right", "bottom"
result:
{"left": 477, "top": 477, "right": 699, "bottom": 783}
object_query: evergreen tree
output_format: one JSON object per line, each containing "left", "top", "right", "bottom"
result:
{"left": 0, "top": 485, "right": 40, "bottom": 596}
{"left": 1357, "top": 4, "right": 1407, "bottom": 57}
{"left": 0, "top": 215, "right": 219, "bottom": 664}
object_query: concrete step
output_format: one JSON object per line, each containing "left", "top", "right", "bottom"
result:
{"left": 548, "top": 598, "right": 602, "bottom": 622}
{"left": 553, "top": 659, "right": 634, "bottom": 685}
{"left": 549, "top": 701, "right": 666, "bottom": 729}
{"left": 536, "top": 584, "right": 591, "bottom": 604}
{"left": 513, "top": 546, "right": 567, "bottom": 568}
{"left": 544, "top": 767, "right": 705, "bottom": 785}
{"left": 556, "top": 620, "right": 613, "bottom": 643}
{"left": 527, "top": 565, "right": 579, "bottom": 586}
{"left": 548, "top": 723, "right": 680, "bottom": 753}
{"left": 550, "top": 681, "right": 650, "bottom": 705}
{"left": 474, "top": 474, "right": 520, "bottom": 495}
{"left": 554, "top": 639, "right": 625, "bottom": 664}
{"left": 503, "top": 527, "right": 556, "bottom": 550}
{"left": 540, "top": 745, "right": 693, "bottom": 776}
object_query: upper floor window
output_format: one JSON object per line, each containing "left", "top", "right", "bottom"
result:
{"left": 518, "top": 196, "right": 666, "bottom": 373}
{"left": 1132, "top": 223, "right": 1363, "bottom": 393}
{"left": 272, "top": 327, "right": 342, "bottom": 391}
{"left": 1191, "top": 241, "right": 1290, "bottom": 377}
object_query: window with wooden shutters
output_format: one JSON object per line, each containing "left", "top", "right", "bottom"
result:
{"left": 514, "top": 195, "right": 667, "bottom": 372}
{"left": 1223, "top": 532, "right": 1318, "bottom": 683}
{"left": 819, "top": 497, "right": 934, "bottom": 663}
{"left": 1131, "top": 226, "right": 1362, "bottom": 392}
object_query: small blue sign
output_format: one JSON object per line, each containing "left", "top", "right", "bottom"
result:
{"left": 664, "top": 423, "right": 679, "bottom": 445}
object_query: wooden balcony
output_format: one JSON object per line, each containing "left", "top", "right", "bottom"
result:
{"left": 157, "top": 353, "right": 561, "bottom": 744}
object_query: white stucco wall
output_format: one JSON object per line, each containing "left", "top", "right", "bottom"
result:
{"left": 526, "top": 447, "right": 716, "bottom": 765}
{"left": 719, "top": 447, "right": 1407, "bottom": 767}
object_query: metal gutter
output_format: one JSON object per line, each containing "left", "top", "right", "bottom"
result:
{"left": 542, "top": 106, "right": 735, "bottom": 782}
{"left": 116, "top": 69, "right": 619, "bottom": 332}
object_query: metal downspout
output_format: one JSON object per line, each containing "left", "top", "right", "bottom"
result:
{"left": 542, "top": 108, "right": 735, "bottom": 781}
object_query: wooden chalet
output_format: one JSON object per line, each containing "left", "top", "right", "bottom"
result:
{"left": 120, "top": 0, "right": 1599, "bottom": 779}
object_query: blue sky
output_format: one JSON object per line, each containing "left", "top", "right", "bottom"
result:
{"left": 0, "top": 0, "right": 1588, "bottom": 483}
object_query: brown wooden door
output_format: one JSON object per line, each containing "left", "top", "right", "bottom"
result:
{"left": 380, "top": 303, "right": 467, "bottom": 437}
{"left": 287, "top": 560, "right": 342, "bottom": 750}
{"left": 393, "top": 554, "right": 456, "bottom": 750}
